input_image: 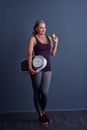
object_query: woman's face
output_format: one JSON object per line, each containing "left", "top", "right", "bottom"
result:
{"left": 37, "top": 23, "right": 46, "bottom": 35}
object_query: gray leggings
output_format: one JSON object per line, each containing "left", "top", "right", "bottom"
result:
{"left": 30, "top": 71, "right": 52, "bottom": 115}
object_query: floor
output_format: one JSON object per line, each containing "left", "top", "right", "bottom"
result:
{"left": 0, "top": 110, "right": 87, "bottom": 130}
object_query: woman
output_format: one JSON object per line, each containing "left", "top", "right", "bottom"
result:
{"left": 27, "top": 20, "right": 58, "bottom": 124}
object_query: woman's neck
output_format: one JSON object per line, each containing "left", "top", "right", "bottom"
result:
{"left": 37, "top": 34, "right": 45, "bottom": 38}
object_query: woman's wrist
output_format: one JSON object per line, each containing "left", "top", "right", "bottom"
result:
{"left": 54, "top": 42, "right": 58, "bottom": 47}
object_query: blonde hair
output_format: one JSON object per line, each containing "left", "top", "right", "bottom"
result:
{"left": 32, "top": 20, "right": 46, "bottom": 36}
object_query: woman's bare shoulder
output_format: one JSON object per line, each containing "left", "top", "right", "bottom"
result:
{"left": 28, "top": 35, "right": 36, "bottom": 46}
{"left": 29, "top": 35, "right": 36, "bottom": 41}
{"left": 47, "top": 35, "right": 52, "bottom": 41}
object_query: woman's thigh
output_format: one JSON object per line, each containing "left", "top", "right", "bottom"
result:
{"left": 30, "top": 71, "right": 42, "bottom": 91}
{"left": 40, "top": 71, "right": 52, "bottom": 95}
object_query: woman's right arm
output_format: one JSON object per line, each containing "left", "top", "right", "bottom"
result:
{"left": 27, "top": 36, "right": 36, "bottom": 74}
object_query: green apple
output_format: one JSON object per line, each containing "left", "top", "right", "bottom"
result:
{"left": 51, "top": 33, "right": 56, "bottom": 39}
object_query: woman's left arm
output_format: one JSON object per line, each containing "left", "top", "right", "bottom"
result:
{"left": 48, "top": 36, "right": 58, "bottom": 56}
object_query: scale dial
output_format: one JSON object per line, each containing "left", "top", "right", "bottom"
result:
{"left": 33, "top": 56, "right": 43, "bottom": 68}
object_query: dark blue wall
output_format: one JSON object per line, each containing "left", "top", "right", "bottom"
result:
{"left": 0, "top": 0, "right": 87, "bottom": 112}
